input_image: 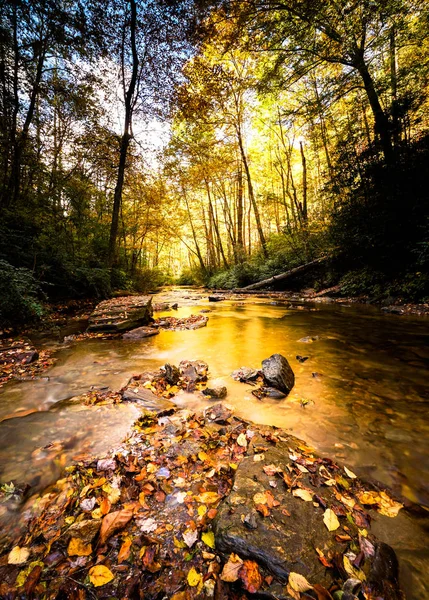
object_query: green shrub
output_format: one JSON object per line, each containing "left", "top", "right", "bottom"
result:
{"left": 0, "top": 260, "right": 45, "bottom": 327}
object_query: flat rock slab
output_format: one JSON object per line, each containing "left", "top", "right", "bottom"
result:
{"left": 122, "top": 387, "right": 176, "bottom": 413}
{"left": 88, "top": 296, "right": 153, "bottom": 333}
{"left": 123, "top": 326, "right": 159, "bottom": 340}
{"left": 155, "top": 314, "right": 208, "bottom": 330}
{"left": 214, "top": 430, "right": 404, "bottom": 598}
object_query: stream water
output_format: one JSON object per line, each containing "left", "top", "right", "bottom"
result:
{"left": 0, "top": 287, "right": 428, "bottom": 596}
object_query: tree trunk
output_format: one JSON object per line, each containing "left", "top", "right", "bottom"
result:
{"left": 356, "top": 57, "right": 393, "bottom": 163}
{"left": 108, "top": 0, "right": 139, "bottom": 267}
{"left": 236, "top": 125, "right": 268, "bottom": 256}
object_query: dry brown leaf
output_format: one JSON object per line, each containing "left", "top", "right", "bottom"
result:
{"left": 99, "top": 508, "right": 133, "bottom": 545}
{"left": 288, "top": 572, "right": 313, "bottom": 592}
{"left": 220, "top": 553, "right": 244, "bottom": 582}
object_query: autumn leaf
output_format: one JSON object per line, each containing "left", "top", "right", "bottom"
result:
{"left": 182, "top": 528, "right": 198, "bottom": 548}
{"left": 89, "top": 565, "right": 115, "bottom": 587}
{"left": 67, "top": 537, "right": 92, "bottom": 557}
{"left": 343, "top": 555, "right": 366, "bottom": 581}
{"left": 236, "top": 433, "right": 247, "bottom": 447}
{"left": 357, "top": 490, "right": 403, "bottom": 517}
{"left": 99, "top": 508, "right": 133, "bottom": 545}
{"left": 118, "top": 537, "right": 132, "bottom": 563}
{"left": 288, "top": 572, "right": 313, "bottom": 592}
{"left": 253, "top": 492, "right": 267, "bottom": 505}
{"left": 323, "top": 508, "right": 340, "bottom": 531}
{"left": 187, "top": 567, "right": 202, "bottom": 587}
{"left": 256, "top": 503, "right": 270, "bottom": 516}
{"left": 8, "top": 546, "right": 30, "bottom": 565}
{"left": 194, "top": 491, "right": 220, "bottom": 504}
{"left": 344, "top": 466, "right": 357, "bottom": 479}
{"left": 292, "top": 488, "right": 313, "bottom": 502}
{"left": 220, "top": 553, "right": 244, "bottom": 582}
{"left": 198, "top": 504, "right": 207, "bottom": 517}
{"left": 239, "top": 560, "right": 263, "bottom": 593}
{"left": 202, "top": 530, "right": 215, "bottom": 549}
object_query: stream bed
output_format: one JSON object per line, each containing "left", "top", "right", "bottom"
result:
{"left": 0, "top": 287, "right": 428, "bottom": 597}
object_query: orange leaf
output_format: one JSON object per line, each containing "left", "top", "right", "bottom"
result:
{"left": 118, "top": 537, "right": 132, "bottom": 563}
{"left": 239, "top": 560, "right": 263, "bottom": 593}
{"left": 256, "top": 503, "right": 270, "bottom": 517}
{"left": 100, "top": 497, "right": 111, "bottom": 515}
{"left": 99, "top": 509, "right": 133, "bottom": 545}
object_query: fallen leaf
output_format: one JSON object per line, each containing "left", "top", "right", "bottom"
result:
{"left": 139, "top": 517, "right": 157, "bottom": 533}
{"left": 256, "top": 503, "right": 270, "bottom": 517}
{"left": 323, "top": 508, "right": 340, "bottom": 531}
{"left": 344, "top": 466, "right": 357, "bottom": 479}
{"left": 8, "top": 546, "right": 30, "bottom": 565}
{"left": 343, "top": 555, "right": 366, "bottom": 581}
{"left": 183, "top": 528, "right": 198, "bottom": 548}
{"left": 195, "top": 491, "right": 220, "bottom": 504}
{"left": 253, "top": 492, "right": 267, "bottom": 505}
{"left": 67, "top": 538, "right": 92, "bottom": 557}
{"left": 313, "top": 583, "right": 334, "bottom": 600}
{"left": 292, "top": 488, "right": 313, "bottom": 502}
{"left": 253, "top": 453, "right": 265, "bottom": 462}
{"left": 89, "top": 565, "right": 114, "bottom": 587}
{"left": 237, "top": 433, "right": 247, "bottom": 447}
{"left": 99, "top": 508, "right": 133, "bottom": 545}
{"left": 220, "top": 553, "right": 244, "bottom": 582}
{"left": 357, "top": 490, "right": 403, "bottom": 517}
{"left": 187, "top": 567, "right": 202, "bottom": 587}
{"left": 198, "top": 505, "right": 207, "bottom": 517}
{"left": 263, "top": 464, "right": 282, "bottom": 476}
{"left": 239, "top": 560, "right": 263, "bottom": 593}
{"left": 118, "top": 537, "right": 132, "bottom": 563}
{"left": 202, "top": 530, "right": 215, "bottom": 548}
{"left": 289, "top": 572, "right": 313, "bottom": 592}
{"left": 198, "top": 451, "right": 209, "bottom": 461}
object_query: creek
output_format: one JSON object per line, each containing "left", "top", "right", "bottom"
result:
{"left": 0, "top": 287, "right": 428, "bottom": 597}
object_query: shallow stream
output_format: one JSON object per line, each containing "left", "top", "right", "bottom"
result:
{"left": 0, "top": 287, "right": 428, "bottom": 596}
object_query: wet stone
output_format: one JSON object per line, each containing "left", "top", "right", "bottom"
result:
{"left": 163, "top": 363, "right": 180, "bottom": 385}
{"left": 122, "top": 387, "right": 176, "bottom": 413}
{"left": 261, "top": 353, "right": 295, "bottom": 394}
{"left": 179, "top": 359, "right": 208, "bottom": 382}
{"left": 204, "top": 402, "right": 233, "bottom": 424}
{"left": 88, "top": 296, "right": 153, "bottom": 333}
{"left": 231, "top": 366, "right": 259, "bottom": 382}
{"left": 123, "top": 326, "right": 159, "bottom": 339}
{"left": 203, "top": 381, "right": 228, "bottom": 399}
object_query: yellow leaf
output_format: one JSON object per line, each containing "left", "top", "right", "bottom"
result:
{"left": 201, "top": 531, "right": 215, "bottom": 549}
{"left": 357, "top": 490, "right": 403, "bottom": 517}
{"left": 65, "top": 516, "right": 75, "bottom": 525}
{"left": 198, "top": 505, "right": 207, "bottom": 517}
{"left": 288, "top": 572, "right": 313, "bottom": 592}
{"left": 108, "top": 487, "right": 121, "bottom": 504}
{"left": 323, "top": 508, "right": 340, "bottom": 531}
{"left": 88, "top": 565, "right": 114, "bottom": 587}
{"left": 292, "top": 489, "right": 313, "bottom": 502}
{"left": 229, "top": 463, "right": 238, "bottom": 470}
{"left": 187, "top": 567, "right": 202, "bottom": 587}
{"left": 343, "top": 555, "right": 366, "bottom": 581}
{"left": 198, "top": 451, "right": 209, "bottom": 461}
{"left": 67, "top": 538, "right": 92, "bottom": 557}
{"left": 174, "top": 536, "right": 187, "bottom": 548}
{"left": 194, "top": 491, "right": 220, "bottom": 504}
{"left": 15, "top": 561, "right": 44, "bottom": 587}
{"left": 8, "top": 546, "right": 30, "bottom": 565}
{"left": 237, "top": 433, "right": 247, "bottom": 447}
{"left": 344, "top": 466, "right": 357, "bottom": 479}
{"left": 91, "top": 508, "right": 103, "bottom": 519}
{"left": 253, "top": 492, "right": 267, "bottom": 505}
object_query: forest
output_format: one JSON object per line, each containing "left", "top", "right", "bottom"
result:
{"left": 0, "top": 0, "right": 428, "bottom": 325}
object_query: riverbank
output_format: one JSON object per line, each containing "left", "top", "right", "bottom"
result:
{"left": 0, "top": 365, "right": 407, "bottom": 600}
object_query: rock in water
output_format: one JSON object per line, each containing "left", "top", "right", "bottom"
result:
{"left": 231, "top": 367, "right": 259, "bottom": 382}
{"left": 88, "top": 296, "right": 153, "bottom": 333}
{"left": 261, "top": 354, "right": 294, "bottom": 394}
{"left": 203, "top": 381, "right": 227, "bottom": 399}
{"left": 122, "top": 387, "right": 176, "bottom": 414}
{"left": 204, "top": 403, "right": 233, "bottom": 423}
{"left": 123, "top": 326, "right": 159, "bottom": 339}
{"left": 179, "top": 360, "right": 208, "bottom": 382}
{"left": 163, "top": 363, "right": 180, "bottom": 385}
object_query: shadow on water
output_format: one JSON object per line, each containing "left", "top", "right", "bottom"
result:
{"left": 0, "top": 287, "right": 428, "bottom": 597}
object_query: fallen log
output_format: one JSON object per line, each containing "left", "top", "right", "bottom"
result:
{"left": 236, "top": 256, "right": 328, "bottom": 292}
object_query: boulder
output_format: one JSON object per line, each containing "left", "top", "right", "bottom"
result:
{"left": 208, "top": 295, "right": 225, "bottom": 302}
{"left": 123, "top": 326, "right": 159, "bottom": 339}
{"left": 88, "top": 296, "right": 153, "bottom": 333}
{"left": 261, "top": 354, "right": 295, "bottom": 394}
{"left": 214, "top": 432, "right": 404, "bottom": 599}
